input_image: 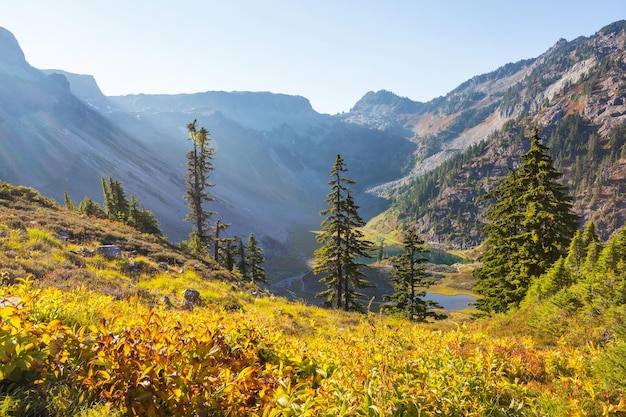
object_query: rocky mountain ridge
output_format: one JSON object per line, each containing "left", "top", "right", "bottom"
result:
{"left": 359, "top": 21, "right": 626, "bottom": 247}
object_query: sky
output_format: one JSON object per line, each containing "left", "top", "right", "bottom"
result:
{"left": 1, "top": 1, "right": 625, "bottom": 115}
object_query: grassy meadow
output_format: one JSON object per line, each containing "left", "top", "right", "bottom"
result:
{"left": 1, "top": 183, "right": 625, "bottom": 416}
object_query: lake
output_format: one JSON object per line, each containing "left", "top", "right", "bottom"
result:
{"left": 425, "top": 292, "right": 476, "bottom": 310}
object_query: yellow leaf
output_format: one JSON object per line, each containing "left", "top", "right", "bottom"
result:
{"left": 97, "top": 369, "right": 111, "bottom": 380}
{"left": 48, "top": 319, "right": 62, "bottom": 330}
{"left": 9, "top": 314, "right": 20, "bottom": 329}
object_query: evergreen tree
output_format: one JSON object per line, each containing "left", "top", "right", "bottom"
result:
{"left": 583, "top": 239, "right": 603, "bottom": 275}
{"left": 474, "top": 131, "right": 579, "bottom": 314}
{"left": 237, "top": 239, "right": 248, "bottom": 279}
{"left": 586, "top": 225, "right": 626, "bottom": 308}
{"left": 184, "top": 120, "right": 216, "bottom": 249}
{"left": 314, "top": 154, "right": 374, "bottom": 311}
{"left": 128, "top": 194, "right": 163, "bottom": 237}
{"left": 222, "top": 241, "right": 237, "bottom": 272}
{"left": 383, "top": 227, "right": 445, "bottom": 321}
{"left": 78, "top": 197, "right": 105, "bottom": 218}
{"left": 582, "top": 221, "right": 600, "bottom": 248}
{"left": 101, "top": 176, "right": 130, "bottom": 222}
{"left": 213, "top": 218, "right": 231, "bottom": 261}
{"left": 541, "top": 257, "right": 572, "bottom": 297}
{"left": 63, "top": 189, "right": 77, "bottom": 211}
{"left": 246, "top": 233, "right": 267, "bottom": 285}
{"left": 342, "top": 190, "right": 375, "bottom": 312}
{"left": 565, "top": 231, "right": 584, "bottom": 282}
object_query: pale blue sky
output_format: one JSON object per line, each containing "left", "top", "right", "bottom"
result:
{"left": 1, "top": 1, "right": 624, "bottom": 114}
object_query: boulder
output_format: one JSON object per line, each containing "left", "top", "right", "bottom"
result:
{"left": 183, "top": 289, "right": 201, "bottom": 305}
{"left": 97, "top": 245, "right": 122, "bottom": 259}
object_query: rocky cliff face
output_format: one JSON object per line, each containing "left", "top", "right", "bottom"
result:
{"left": 353, "top": 21, "right": 626, "bottom": 246}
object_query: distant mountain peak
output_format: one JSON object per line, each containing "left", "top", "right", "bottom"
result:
{"left": 0, "top": 26, "right": 39, "bottom": 81}
{"left": 43, "top": 69, "right": 111, "bottom": 111}
{"left": 0, "top": 27, "right": 26, "bottom": 66}
{"left": 350, "top": 90, "right": 421, "bottom": 113}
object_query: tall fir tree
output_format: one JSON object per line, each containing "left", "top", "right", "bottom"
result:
{"left": 314, "top": 154, "right": 374, "bottom": 311}
{"left": 474, "top": 131, "right": 579, "bottom": 314}
{"left": 101, "top": 176, "right": 130, "bottom": 222}
{"left": 383, "top": 227, "right": 444, "bottom": 321}
{"left": 342, "top": 190, "right": 375, "bottom": 312}
{"left": 213, "top": 218, "right": 231, "bottom": 261}
{"left": 246, "top": 233, "right": 267, "bottom": 285}
{"left": 237, "top": 239, "right": 248, "bottom": 279}
{"left": 184, "top": 120, "right": 216, "bottom": 250}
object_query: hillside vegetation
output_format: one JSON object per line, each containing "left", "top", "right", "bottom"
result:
{"left": 1, "top": 182, "right": 626, "bottom": 416}
{"left": 365, "top": 22, "right": 626, "bottom": 247}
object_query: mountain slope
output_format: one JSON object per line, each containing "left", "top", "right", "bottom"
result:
{"left": 0, "top": 26, "right": 416, "bottom": 279}
{"left": 0, "top": 27, "right": 191, "bottom": 242}
{"left": 358, "top": 21, "right": 626, "bottom": 246}
{"left": 1, "top": 179, "right": 625, "bottom": 417}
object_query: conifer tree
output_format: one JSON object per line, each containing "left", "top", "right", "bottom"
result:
{"left": 583, "top": 240, "right": 603, "bottom": 275}
{"left": 383, "top": 227, "right": 444, "bottom": 321}
{"left": 314, "top": 154, "right": 374, "bottom": 311}
{"left": 565, "top": 231, "right": 584, "bottom": 281}
{"left": 586, "top": 224, "right": 626, "bottom": 308}
{"left": 78, "top": 196, "right": 105, "bottom": 218}
{"left": 246, "top": 233, "right": 267, "bottom": 285}
{"left": 342, "top": 190, "right": 375, "bottom": 312}
{"left": 184, "top": 120, "right": 216, "bottom": 250}
{"left": 213, "top": 218, "right": 231, "bottom": 261}
{"left": 63, "top": 189, "right": 77, "bottom": 211}
{"left": 128, "top": 195, "right": 163, "bottom": 236}
{"left": 101, "top": 176, "right": 130, "bottom": 222}
{"left": 474, "top": 131, "right": 579, "bottom": 314}
{"left": 222, "top": 241, "right": 237, "bottom": 272}
{"left": 582, "top": 221, "right": 600, "bottom": 248}
{"left": 237, "top": 239, "right": 248, "bottom": 279}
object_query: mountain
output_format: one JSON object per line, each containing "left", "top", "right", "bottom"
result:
{"left": 0, "top": 28, "right": 195, "bottom": 243}
{"left": 0, "top": 26, "right": 415, "bottom": 279}
{"left": 3, "top": 20, "right": 626, "bottom": 278}
{"left": 342, "top": 21, "right": 626, "bottom": 247}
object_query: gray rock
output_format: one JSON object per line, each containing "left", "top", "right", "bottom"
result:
{"left": 183, "top": 289, "right": 201, "bottom": 305}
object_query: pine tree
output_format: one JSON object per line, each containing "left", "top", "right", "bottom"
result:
{"left": 128, "top": 194, "right": 163, "bottom": 236}
{"left": 246, "top": 233, "right": 267, "bottom": 285}
{"left": 342, "top": 190, "right": 374, "bottom": 312}
{"left": 474, "top": 131, "right": 579, "bottom": 314}
{"left": 582, "top": 221, "right": 600, "bottom": 248}
{"left": 184, "top": 120, "right": 216, "bottom": 249}
{"left": 237, "top": 239, "right": 248, "bottom": 279}
{"left": 565, "top": 231, "right": 584, "bottom": 282}
{"left": 213, "top": 218, "right": 231, "bottom": 261}
{"left": 588, "top": 225, "right": 626, "bottom": 307}
{"left": 101, "top": 176, "right": 130, "bottom": 222}
{"left": 541, "top": 257, "right": 572, "bottom": 296}
{"left": 383, "top": 228, "right": 444, "bottom": 321}
{"left": 222, "top": 241, "right": 237, "bottom": 272}
{"left": 63, "top": 189, "right": 77, "bottom": 211}
{"left": 78, "top": 197, "right": 105, "bottom": 218}
{"left": 314, "top": 154, "right": 374, "bottom": 311}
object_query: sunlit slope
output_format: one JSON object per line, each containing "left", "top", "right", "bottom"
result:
{"left": 1, "top": 181, "right": 625, "bottom": 416}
